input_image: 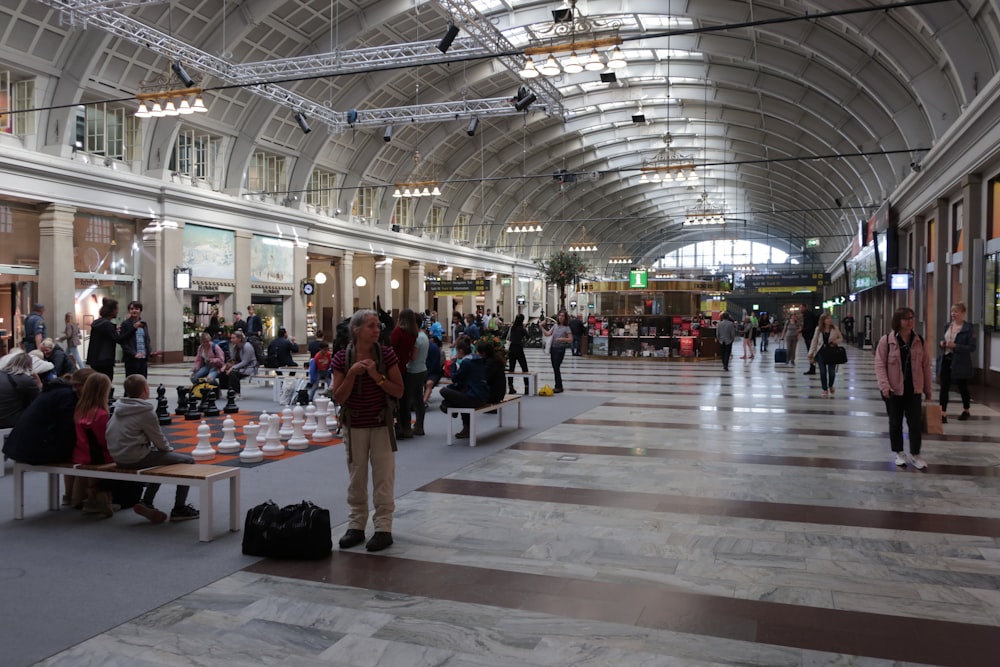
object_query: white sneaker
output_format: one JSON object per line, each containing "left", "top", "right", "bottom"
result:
{"left": 894, "top": 453, "right": 907, "bottom": 467}
{"left": 910, "top": 455, "right": 928, "bottom": 470}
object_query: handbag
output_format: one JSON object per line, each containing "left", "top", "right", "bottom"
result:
{"left": 921, "top": 404, "right": 944, "bottom": 435}
{"left": 242, "top": 500, "right": 332, "bottom": 559}
{"left": 825, "top": 344, "right": 848, "bottom": 365}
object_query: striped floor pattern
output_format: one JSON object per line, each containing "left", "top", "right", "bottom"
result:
{"left": 41, "top": 344, "right": 1000, "bottom": 666}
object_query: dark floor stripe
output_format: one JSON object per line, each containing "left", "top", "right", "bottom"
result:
{"left": 417, "top": 478, "right": 1000, "bottom": 538}
{"left": 565, "top": 417, "right": 1000, "bottom": 443}
{"left": 602, "top": 400, "right": 893, "bottom": 419}
{"left": 246, "top": 552, "right": 999, "bottom": 667}
{"left": 509, "top": 441, "right": 1000, "bottom": 477}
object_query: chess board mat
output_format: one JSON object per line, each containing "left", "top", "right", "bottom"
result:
{"left": 161, "top": 410, "right": 342, "bottom": 468}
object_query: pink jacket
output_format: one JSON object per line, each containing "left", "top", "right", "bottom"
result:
{"left": 874, "top": 331, "right": 932, "bottom": 399}
{"left": 191, "top": 342, "right": 226, "bottom": 372}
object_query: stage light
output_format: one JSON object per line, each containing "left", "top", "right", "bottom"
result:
{"left": 466, "top": 117, "right": 479, "bottom": 136}
{"left": 171, "top": 61, "right": 195, "bottom": 87}
{"left": 294, "top": 112, "right": 311, "bottom": 134}
{"left": 384, "top": 125, "right": 393, "bottom": 142}
{"left": 437, "top": 23, "right": 460, "bottom": 53}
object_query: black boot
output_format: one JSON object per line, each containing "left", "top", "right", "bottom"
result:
{"left": 508, "top": 380, "right": 517, "bottom": 395}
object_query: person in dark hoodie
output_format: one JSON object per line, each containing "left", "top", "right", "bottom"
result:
{"left": 438, "top": 337, "right": 488, "bottom": 439}
{"left": 86, "top": 298, "right": 121, "bottom": 382}
{"left": 106, "top": 374, "right": 199, "bottom": 524}
{"left": 3, "top": 368, "right": 97, "bottom": 505}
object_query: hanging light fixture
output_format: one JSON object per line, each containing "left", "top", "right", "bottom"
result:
{"left": 519, "top": 1, "right": 625, "bottom": 79}
{"left": 134, "top": 62, "right": 208, "bottom": 119}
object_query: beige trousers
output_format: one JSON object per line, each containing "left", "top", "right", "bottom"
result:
{"left": 344, "top": 426, "right": 396, "bottom": 533}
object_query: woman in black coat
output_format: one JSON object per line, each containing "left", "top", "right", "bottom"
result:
{"left": 86, "top": 298, "right": 120, "bottom": 381}
{"left": 506, "top": 314, "right": 530, "bottom": 395}
{"left": 937, "top": 301, "right": 976, "bottom": 422}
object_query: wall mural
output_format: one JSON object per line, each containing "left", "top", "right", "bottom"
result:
{"left": 182, "top": 224, "right": 235, "bottom": 279}
{"left": 251, "top": 235, "right": 293, "bottom": 284}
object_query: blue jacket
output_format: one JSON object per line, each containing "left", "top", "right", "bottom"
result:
{"left": 450, "top": 354, "right": 488, "bottom": 402}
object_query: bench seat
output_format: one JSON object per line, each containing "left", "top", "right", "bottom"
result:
{"left": 507, "top": 370, "right": 539, "bottom": 396}
{"left": 446, "top": 395, "right": 523, "bottom": 447}
{"left": 12, "top": 461, "right": 240, "bottom": 542}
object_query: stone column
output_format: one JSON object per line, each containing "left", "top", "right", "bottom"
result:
{"left": 37, "top": 203, "right": 76, "bottom": 332}
{"left": 291, "top": 243, "right": 308, "bottom": 339}
{"left": 483, "top": 273, "right": 498, "bottom": 319}
{"left": 339, "top": 251, "right": 354, "bottom": 319}
{"left": 234, "top": 230, "right": 252, "bottom": 316}
{"left": 408, "top": 260, "right": 426, "bottom": 312}
{"left": 375, "top": 258, "right": 394, "bottom": 314}
{"left": 140, "top": 221, "right": 186, "bottom": 363}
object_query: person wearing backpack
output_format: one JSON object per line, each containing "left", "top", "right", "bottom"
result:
{"left": 875, "top": 307, "right": 932, "bottom": 469}
{"left": 220, "top": 331, "right": 257, "bottom": 399}
{"left": 332, "top": 309, "right": 404, "bottom": 553}
{"left": 189, "top": 332, "right": 225, "bottom": 385}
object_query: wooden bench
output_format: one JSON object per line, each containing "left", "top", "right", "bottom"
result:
{"left": 446, "top": 395, "right": 523, "bottom": 448}
{"left": 507, "top": 370, "right": 539, "bottom": 396}
{"left": 12, "top": 461, "right": 241, "bottom": 542}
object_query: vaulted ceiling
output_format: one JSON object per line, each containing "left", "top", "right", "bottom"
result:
{"left": 8, "top": 0, "right": 1000, "bottom": 273}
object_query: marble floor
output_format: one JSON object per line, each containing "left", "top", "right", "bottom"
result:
{"left": 26, "top": 342, "right": 1000, "bottom": 666}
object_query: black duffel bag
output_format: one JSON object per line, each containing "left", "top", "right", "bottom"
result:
{"left": 242, "top": 500, "right": 332, "bottom": 559}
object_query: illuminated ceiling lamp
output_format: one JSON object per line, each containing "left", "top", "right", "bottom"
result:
{"left": 519, "top": 57, "right": 540, "bottom": 78}
{"left": 584, "top": 48, "right": 605, "bottom": 71}
{"left": 539, "top": 54, "right": 561, "bottom": 76}
{"left": 607, "top": 45, "right": 627, "bottom": 69}
{"left": 562, "top": 51, "right": 584, "bottom": 74}
{"left": 135, "top": 61, "right": 207, "bottom": 119}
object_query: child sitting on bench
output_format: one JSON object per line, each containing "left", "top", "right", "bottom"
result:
{"left": 107, "top": 374, "right": 200, "bottom": 524}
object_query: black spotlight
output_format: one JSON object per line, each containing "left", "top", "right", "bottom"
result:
{"left": 437, "top": 23, "right": 460, "bottom": 53}
{"left": 383, "top": 126, "right": 393, "bottom": 142}
{"left": 466, "top": 117, "right": 479, "bottom": 137}
{"left": 171, "top": 61, "right": 196, "bottom": 87}
{"left": 294, "top": 112, "right": 311, "bottom": 134}
{"left": 600, "top": 72, "right": 617, "bottom": 83}
{"left": 632, "top": 113, "right": 646, "bottom": 124}
{"left": 391, "top": 224, "right": 401, "bottom": 232}
{"left": 514, "top": 92, "right": 536, "bottom": 112}
{"left": 346, "top": 109, "right": 358, "bottom": 125}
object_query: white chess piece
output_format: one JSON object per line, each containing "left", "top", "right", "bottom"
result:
{"left": 312, "top": 396, "right": 334, "bottom": 442}
{"left": 241, "top": 422, "right": 263, "bottom": 463}
{"left": 191, "top": 420, "right": 216, "bottom": 461}
{"left": 302, "top": 404, "right": 317, "bottom": 435}
{"left": 262, "top": 411, "right": 285, "bottom": 456}
{"left": 287, "top": 405, "right": 309, "bottom": 450}
{"left": 217, "top": 416, "right": 240, "bottom": 453}
{"left": 279, "top": 406, "right": 294, "bottom": 440}
{"left": 256, "top": 413, "right": 270, "bottom": 451}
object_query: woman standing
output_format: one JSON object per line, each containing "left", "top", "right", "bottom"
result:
{"left": 937, "top": 301, "right": 976, "bottom": 422}
{"left": 543, "top": 310, "right": 573, "bottom": 393}
{"left": 740, "top": 316, "right": 755, "bottom": 360}
{"left": 506, "top": 313, "right": 530, "bottom": 395}
{"left": 332, "top": 310, "right": 404, "bottom": 552}
{"left": 875, "top": 307, "right": 932, "bottom": 469}
{"left": 782, "top": 313, "right": 802, "bottom": 366}
{"left": 59, "top": 312, "right": 83, "bottom": 370}
{"left": 390, "top": 308, "right": 419, "bottom": 439}
{"left": 118, "top": 301, "right": 151, "bottom": 378}
{"left": 86, "top": 298, "right": 120, "bottom": 382}
{"left": 807, "top": 313, "right": 844, "bottom": 398}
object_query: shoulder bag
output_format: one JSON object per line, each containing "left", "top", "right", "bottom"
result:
{"left": 826, "top": 344, "right": 848, "bottom": 365}
{"left": 242, "top": 499, "right": 332, "bottom": 559}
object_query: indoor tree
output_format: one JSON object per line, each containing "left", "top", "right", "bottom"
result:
{"left": 535, "top": 251, "right": 589, "bottom": 312}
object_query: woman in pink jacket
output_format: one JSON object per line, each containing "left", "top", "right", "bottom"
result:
{"left": 875, "top": 307, "right": 932, "bottom": 469}
{"left": 189, "top": 332, "right": 226, "bottom": 385}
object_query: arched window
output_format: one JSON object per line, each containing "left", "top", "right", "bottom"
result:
{"left": 654, "top": 239, "right": 792, "bottom": 269}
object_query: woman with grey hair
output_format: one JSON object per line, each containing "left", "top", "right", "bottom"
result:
{"left": 332, "top": 309, "right": 404, "bottom": 552}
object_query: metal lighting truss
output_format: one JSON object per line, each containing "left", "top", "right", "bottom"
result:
{"left": 38, "top": 0, "right": 564, "bottom": 127}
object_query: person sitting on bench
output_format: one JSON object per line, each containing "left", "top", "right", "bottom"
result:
{"left": 107, "top": 374, "right": 200, "bottom": 524}
{"left": 438, "top": 337, "right": 487, "bottom": 440}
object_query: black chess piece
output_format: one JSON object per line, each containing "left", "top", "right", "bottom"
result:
{"left": 223, "top": 388, "right": 239, "bottom": 414}
{"left": 155, "top": 384, "right": 172, "bottom": 426}
{"left": 296, "top": 387, "right": 310, "bottom": 406}
{"left": 184, "top": 391, "right": 203, "bottom": 420}
{"left": 175, "top": 386, "right": 189, "bottom": 416}
{"left": 203, "top": 388, "right": 221, "bottom": 417}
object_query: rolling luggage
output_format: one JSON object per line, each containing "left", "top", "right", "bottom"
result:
{"left": 774, "top": 342, "right": 787, "bottom": 364}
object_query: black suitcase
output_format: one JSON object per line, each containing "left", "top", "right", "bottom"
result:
{"left": 774, "top": 345, "right": 788, "bottom": 364}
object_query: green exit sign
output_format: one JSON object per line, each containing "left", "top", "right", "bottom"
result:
{"left": 629, "top": 269, "right": 648, "bottom": 288}
{"left": 806, "top": 238, "right": 820, "bottom": 248}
